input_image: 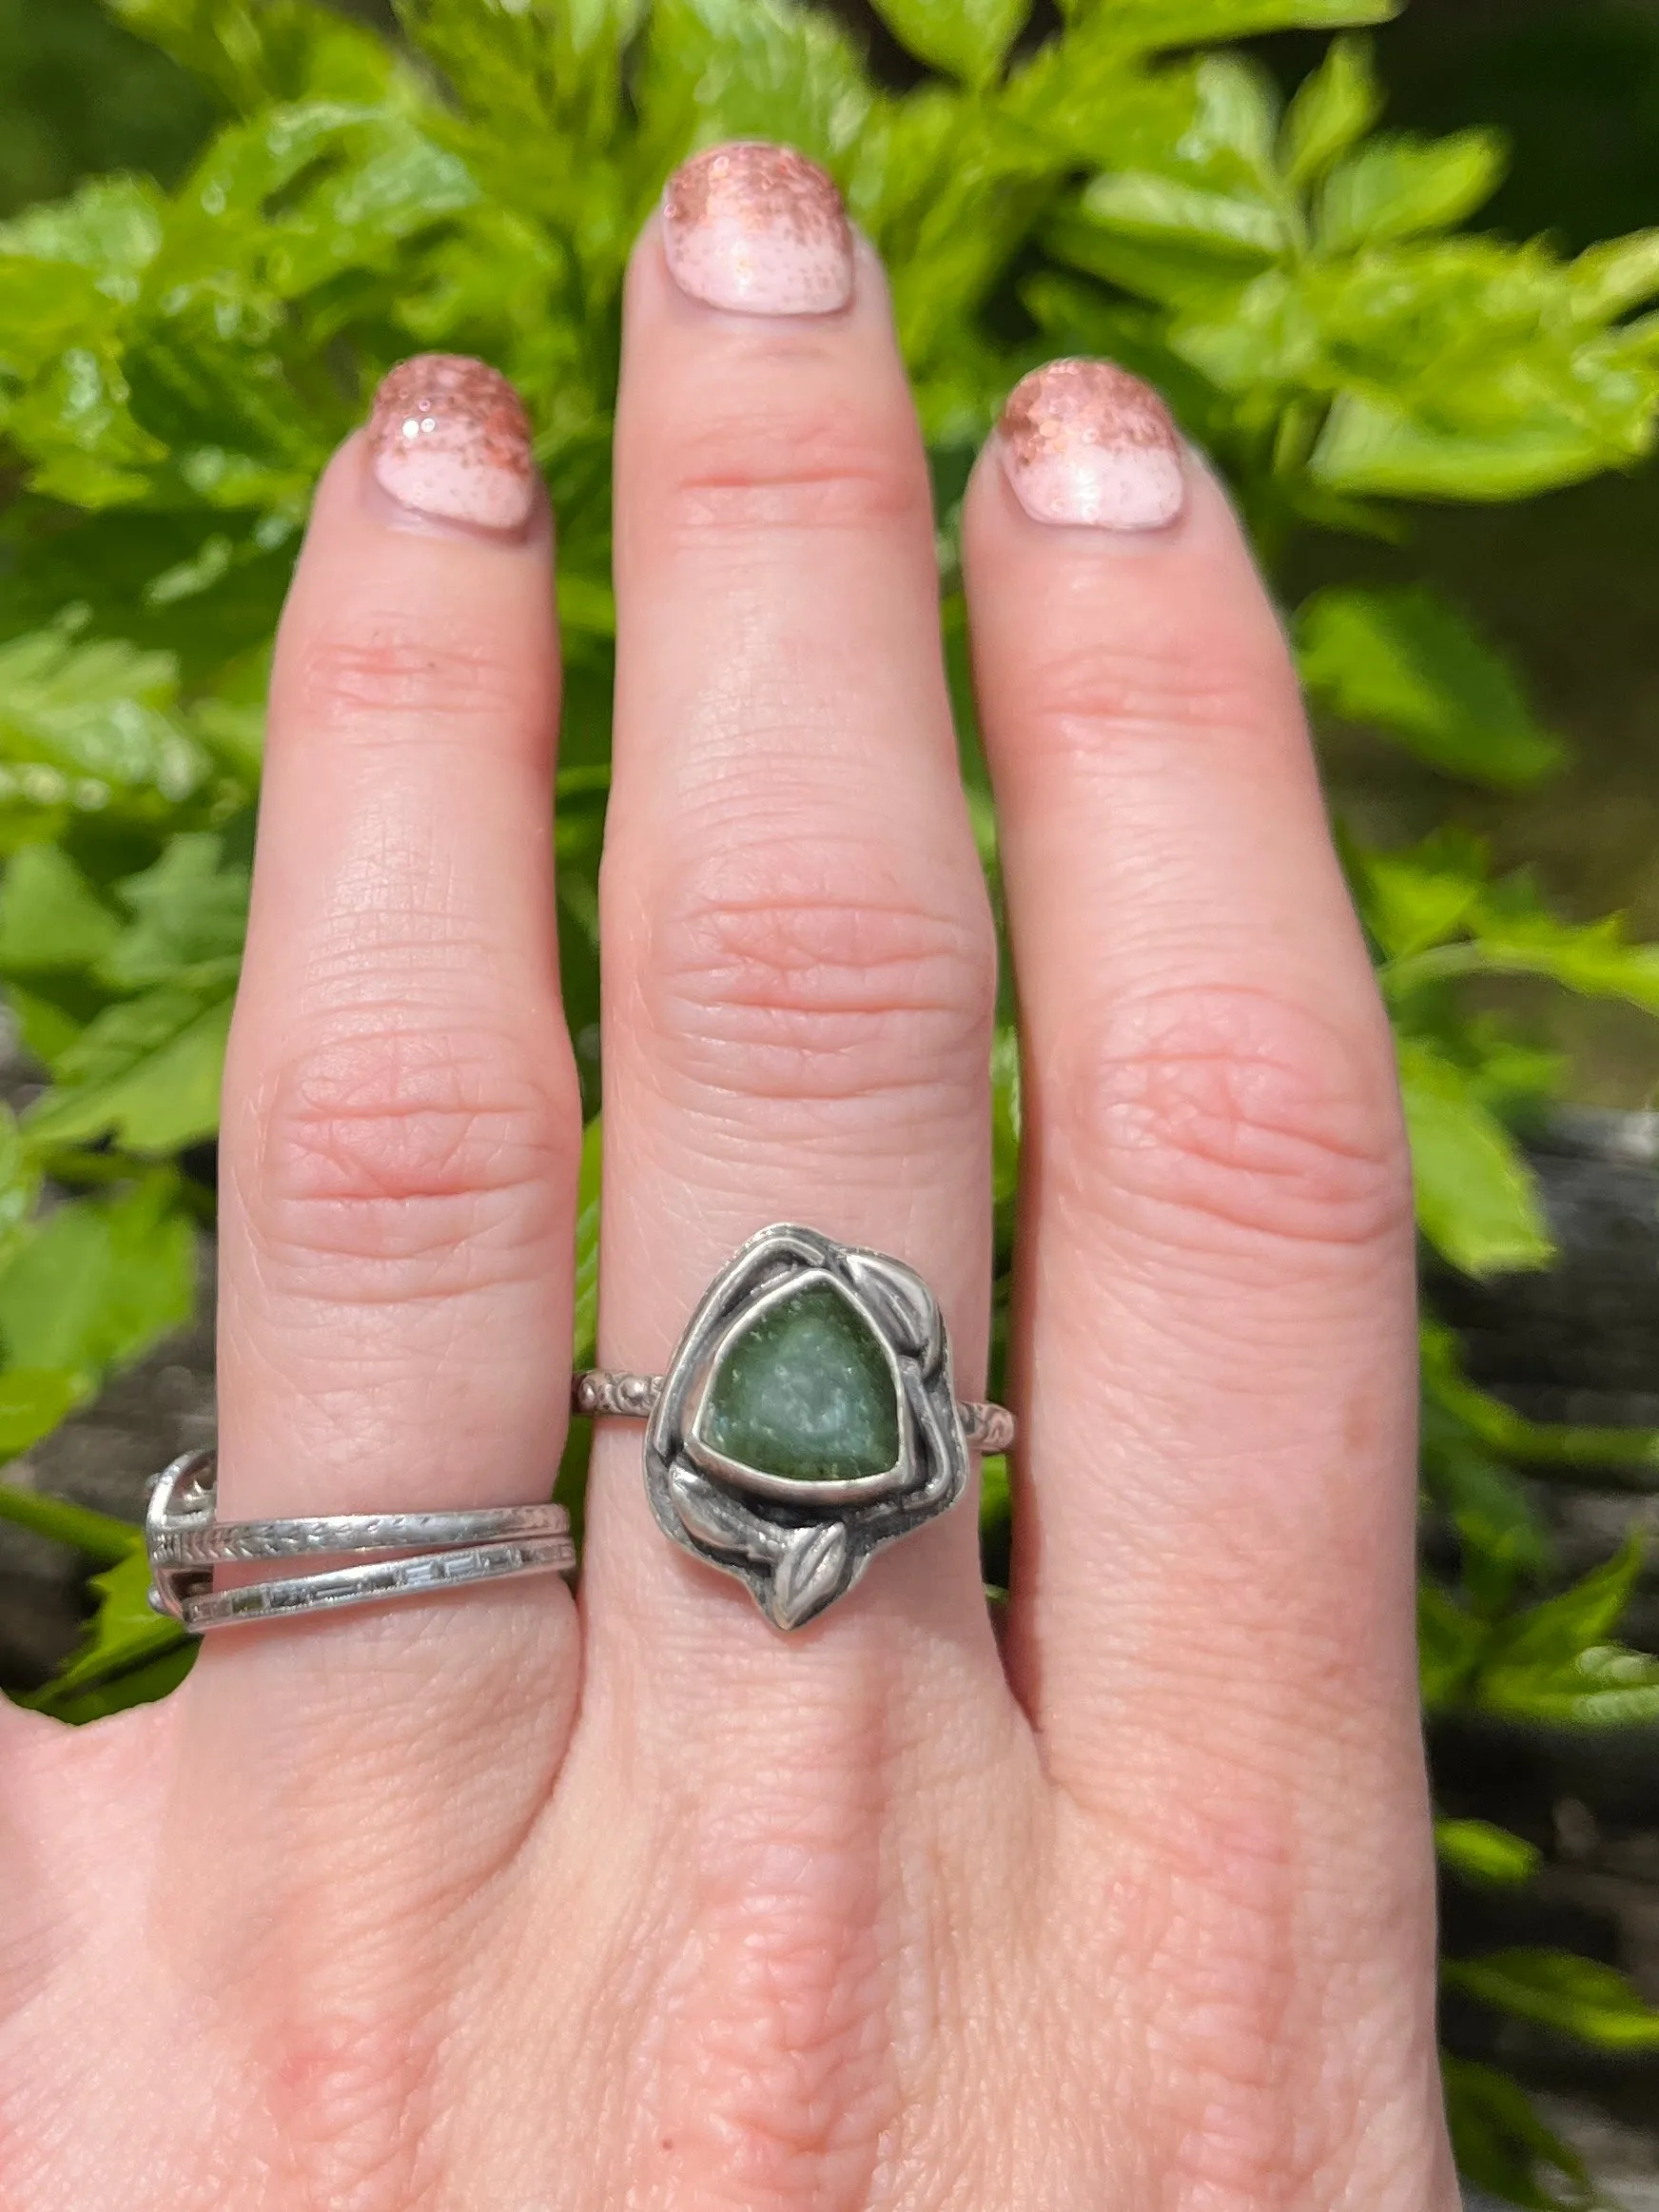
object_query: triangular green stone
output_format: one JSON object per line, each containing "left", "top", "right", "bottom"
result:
{"left": 699, "top": 1281, "right": 900, "bottom": 1483}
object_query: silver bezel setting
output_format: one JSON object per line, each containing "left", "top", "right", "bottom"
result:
{"left": 645, "top": 1224, "right": 968, "bottom": 1631}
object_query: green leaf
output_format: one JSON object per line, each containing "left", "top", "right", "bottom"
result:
{"left": 1063, "top": 0, "right": 1399, "bottom": 51}
{"left": 1467, "top": 900, "right": 1659, "bottom": 1017}
{"left": 18, "top": 1548, "right": 192, "bottom": 1722}
{"left": 1445, "top": 1950, "right": 1659, "bottom": 2052}
{"left": 3, "top": 988, "right": 86, "bottom": 1073}
{"left": 0, "top": 1371, "right": 86, "bottom": 1462}
{"left": 1569, "top": 228, "right": 1659, "bottom": 324}
{"left": 1442, "top": 2057, "right": 1593, "bottom": 2212}
{"left": 1421, "top": 1317, "right": 1659, "bottom": 1492}
{"left": 867, "top": 0, "right": 1029, "bottom": 88}
{"left": 0, "top": 844, "right": 121, "bottom": 976}
{"left": 1280, "top": 37, "right": 1382, "bottom": 192}
{"left": 1435, "top": 1818, "right": 1542, "bottom": 1888}
{"left": 991, "top": 1026, "right": 1022, "bottom": 1215}
{"left": 1477, "top": 1540, "right": 1659, "bottom": 1728}
{"left": 1079, "top": 171, "right": 1285, "bottom": 260}
{"left": 98, "top": 832, "right": 250, "bottom": 990}
{"left": 1357, "top": 834, "right": 1486, "bottom": 962}
{"left": 1486, "top": 1638, "right": 1659, "bottom": 1729}
{"left": 1423, "top": 1432, "right": 1551, "bottom": 1609}
{"left": 1396, "top": 1037, "right": 1554, "bottom": 1279}
{"left": 1310, "top": 387, "right": 1642, "bottom": 502}
{"left": 1317, "top": 130, "right": 1506, "bottom": 254}
{"left": 24, "top": 985, "right": 234, "bottom": 1152}
{"left": 0, "top": 1477, "right": 143, "bottom": 1562}
{"left": 0, "top": 1108, "right": 43, "bottom": 1273}
{"left": 1003, "top": 23, "right": 1196, "bottom": 174}
{"left": 0, "top": 1176, "right": 195, "bottom": 1381}
{"left": 18, "top": 1638, "right": 197, "bottom": 1724}
{"left": 641, "top": 0, "right": 872, "bottom": 165}
{"left": 1298, "top": 587, "right": 1566, "bottom": 789}
{"left": 1170, "top": 267, "right": 1321, "bottom": 389}
{"left": 0, "top": 175, "right": 164, "bottom": 288}
{"left": 0, "top": 179, "right": 162, "bottom": 378}
{"left": 1182, "top": 52, "right": 1283, "bottom": 187}
{"left": 0, "top": 620, "right": 208, "bottom": 813}
{"left": 1375, "top": 852, "right": 1659, "bottom": 1016}
{"left": 104, "top": 0, "right": 393, "bottom": 111}
{"left": 572, "top": 1113, "right": 601, "bottom": 1371}
{"left": 1418, "top": 1580, "right": 1490, "bottom": 1713}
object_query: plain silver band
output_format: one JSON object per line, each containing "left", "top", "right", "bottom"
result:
{"left": 572, "top": 1370, "right": 1018, "bottom": 1457}
{"left": 146, "top": 1451, "right": 576, "bottom": 1633}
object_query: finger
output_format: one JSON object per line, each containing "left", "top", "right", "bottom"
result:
{"left": 556, "top": 159, "right": 1028, "bottom": 2190}
{"left": 964, "top": 360, "right": 1441, "bottom": 2166}
{"left": 964, "top": 358, "right": 1425, "bottom": 1823}
{"left": 189, "top": 360, "right": 581, "bottom": 1825}
{"left": 580, "top": 145, "right": 1010, "bottom": 1714}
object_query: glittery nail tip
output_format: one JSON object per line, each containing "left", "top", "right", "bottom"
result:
{"left": 367, "top": 355, "right": 537, "bottom": 533}
{"left": 662, "top": 142, "right": 854, "bottom": 316}
{"left": 999, "top": 360, "right": 1184, "bottom": 531}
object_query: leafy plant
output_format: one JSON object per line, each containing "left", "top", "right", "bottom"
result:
{"left": 2, "top": 2, "right": 1659, "bottom": 2199}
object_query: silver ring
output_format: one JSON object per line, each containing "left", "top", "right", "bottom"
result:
{"left": 146, "top": 1451, "right": 576, "bottom": 1633}
{"left": 573, "top": 1223, "right": 1015, "bottom": 1632}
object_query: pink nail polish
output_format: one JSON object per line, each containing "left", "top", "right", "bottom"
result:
{"left": 661, "top": 142, "right": 853, "bottom": 317}
{"left": 998, "top": 360, "right": 1185, "bottom": 532}
{"left": 366, "top": 355, "right": 537, "bottom": 533}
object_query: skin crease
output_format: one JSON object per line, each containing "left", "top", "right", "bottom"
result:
{"left": 0, "top": 145, "right": 1458, "bottom": 2212}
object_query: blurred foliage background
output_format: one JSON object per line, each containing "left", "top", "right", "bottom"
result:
{"left": 1, "top": 1, "right": 1658, "bottom": 2202}
{"left": 8, "top": 0, "right": 1659, "bottom": 1098}
{"left": 1275, "top": 1, "right": 1659, "bottom": 1109}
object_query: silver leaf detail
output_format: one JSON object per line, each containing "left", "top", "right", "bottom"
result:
{"left": 769, "top": 1521, "right": 849, "bottom": 1631}
{"left": 842, "top": 1251, "right": 943, "bottom": 1373}
{"left": 673, "top": 1472, "right": 785, "bottom": 1565}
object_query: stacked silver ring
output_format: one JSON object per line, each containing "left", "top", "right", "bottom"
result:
{"left": 143, "top": 1226, "right": 1014, "bottom": 1635}
{"left": 146, "top": 1450, "right": 576, "bottom": 1633}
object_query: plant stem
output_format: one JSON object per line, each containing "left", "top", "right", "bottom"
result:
{"left": 1381, "top": 944, "right": 1493, "bottom": 995}
{"left": 0, "top": 1482, "right": 141, "bottom": 1565}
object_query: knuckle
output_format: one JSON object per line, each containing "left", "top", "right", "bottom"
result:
{"left": 1099, "top": 1789, "right": 1440, "bottom": 2212}
{"left": 250, "top": 1021, "right": 576, "bottom": 1294}
{"left": 660, "top": 395, "right": 927, "bottom": 540}
{"left": 642, "top": 1811, "right": 895, "bottom": 2212}
{"left": 1049, "top": 984, "right": 1410, "bottom": 1257}
{"left": 292, "top": 612, "right": 525, "bottom": 735}
{"left": 1027, "top": 631, "right": 1300, "bottom": 758}
{"left": 640, "top": 844, "right": 996, "bottom": 1108}
{"left": 262, "top": 2005, "right": 443, "bottom": 2212}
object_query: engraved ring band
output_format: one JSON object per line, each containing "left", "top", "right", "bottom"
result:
{"left": 145, "top": 1226, "right": 1012, "bottom": 1636}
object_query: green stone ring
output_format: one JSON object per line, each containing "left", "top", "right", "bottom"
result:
{"left": 572, "top": 1224, "right": 1015, "bottom": 1631}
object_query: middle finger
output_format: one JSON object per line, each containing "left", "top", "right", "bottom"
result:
{"left": 580, "top": 142, "right": 1011, "bottom": 1737}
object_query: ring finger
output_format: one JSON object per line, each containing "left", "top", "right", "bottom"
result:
{"left": 562, "top": 142, "right": 1025, "bottom": 2183}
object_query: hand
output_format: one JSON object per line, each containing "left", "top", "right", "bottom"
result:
{"left": 0, "top": 144, "right": 1454, "bottom": 2210}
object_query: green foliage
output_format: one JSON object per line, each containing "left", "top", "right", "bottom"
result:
{"left": 0, "top": 0, "right": 214, "bottom": 221}
{"left": 2, "top": 3, "right": 1657, "bottom": 2197}
{"left": 1298, "top": 585, "right": 1567, "bottom": 788}
{"left": 1443, "top": 2058, "right": 1594, "bottom": 2212}
{"left": 1355, "top": 830, "right": 1659, "bottom": 1281}
{"left": 1421, "top": 1539, "right": 1659, "bottom": 1729}
{"left": 19, "top": 1547, "right": 196, "bottom": 1721}
{"left": 869, "top": 0, "right": 1028, "bottom": 88}
{"left": 1435, "top": 1817, "right": 1542, "bottom": 1889}
{"left": 1396, "top": 1033, "right": 1555, "bottom": 1280}
{"left": 0, "top": 1479, "right": 195, "bottom": 1716}
{"left": 1446, "top": 1949, "right": 1659, "bottom": 2054}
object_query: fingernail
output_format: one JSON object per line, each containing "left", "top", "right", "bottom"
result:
{"left": 366, "top": 355, "right": 537, "bottom": 533}
{"left": 661, "top": 141, "right": 853, "bottom": 316}
{"left": 998, "top": 359, "right": 1185, "bottom": 531}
